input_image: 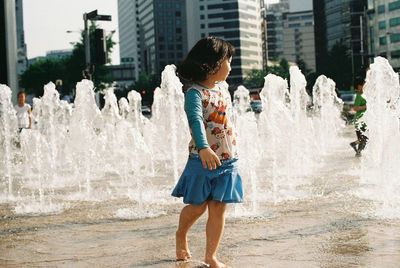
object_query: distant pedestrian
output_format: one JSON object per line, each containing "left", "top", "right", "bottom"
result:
{"left": 349, "top": 78, "right": 367, "bottom": 156}
{"left": 171, "top": 36, "right": 242, "bottom": 268}
{"left": 14, "top": 91, "right": 32, "bottom": 131}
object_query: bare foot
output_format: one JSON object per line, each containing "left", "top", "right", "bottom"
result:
{"left": 205, "top": 258, "right": 229, "bottom": 268}
{"left": 176, "top": 230, "right": 192, "bottom": 261}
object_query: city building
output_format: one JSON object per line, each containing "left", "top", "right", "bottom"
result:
{"left": 118, "top": 0, "right": 188, "bottom": 79}
{"left": 282, "top": 10, "right": 316, "bottom": 71}
{"left": 368, "top": 0, "right": 400, "bottom": 71}
{"left": 265, "top": 0, "right": 289, "bottom": 62}
{"left": 118, "top": 0, "right": 140, "bottom": 79}
{"left": 118, "top": 0, "right": 264, "bottom": 85}
{"left": 46, "top": 49, "right": 73, "bottom": 60}
{"left": 15, "top": 0, "right": 27, "bottom": 76}
{"left": 313, "top": 0, "right": 369, "bottom": 77}
{"left": 0, "top": 0, "right": 18, "bottom": 101}
{"left": 187, "top": 0, "right": 264, "bottom": 84}
{"left": 106, "top": 64, "right": 136, "bottom": 88}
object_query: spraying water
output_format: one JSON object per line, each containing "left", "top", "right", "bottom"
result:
{"left": 312, "top": 75, "right": 344, "bottom": 154}
{"left": 0, "top": 65, "right": 354, "bottom": 218}
{"left": 233, "top": 86, "right": 261, "bottom": 215}
{"left": 0, "top": 84, "right": 18, "bottom": 199}
{"left": 358, "top": 57, "right": 400, "bottom": 219}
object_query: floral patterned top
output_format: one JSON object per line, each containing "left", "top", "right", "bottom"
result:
{"left": 184, "top": 83, "right": 238, "bottom": 161}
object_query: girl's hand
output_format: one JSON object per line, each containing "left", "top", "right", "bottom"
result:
{"left": 199, "top": 148, "right": 222, "bottom": 170}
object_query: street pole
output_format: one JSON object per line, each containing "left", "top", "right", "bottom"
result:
{"left": 387, "top": 32, "right": 392, "bottom": 61}
{"left": 83, "top": 13, "right": 91, "bottom": 66}
{"left": 81, "top": 10, "right": 111, "bottom": 81}
{"left": 360, "top": 15, "right": 364, "bottom": 66}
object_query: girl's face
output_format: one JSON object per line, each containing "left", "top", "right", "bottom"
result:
{"left": 18, "top": 93, "right": 26, "bottom": 105}
{"left": 214, "top": 57, "right": 232, "bottom": 82}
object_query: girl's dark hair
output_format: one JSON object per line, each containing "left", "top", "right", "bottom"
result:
{"left": 17, "top": 91, "right": 26, "bottom": 97}
{"left": 177, "top": 36, "right": 235, "bottom": 83}
{"left": 354, "top": 77, "right": 365, "bottom": 88}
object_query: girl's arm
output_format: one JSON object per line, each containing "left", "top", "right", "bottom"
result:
{"left": 185, "top": 89, "right": 221, "bottom": 170}
{"left": 185, "top": 89, "right": 208, "bottom": 150}
{"left": 353, "top": 105, "right": 366, "bottom": 112}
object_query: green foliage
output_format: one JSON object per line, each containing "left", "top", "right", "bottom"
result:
{"left": 20, "top": 58, "right": 69, "bottom": 96}
{"left": 325, "top": 42, "right": 352, "bottom": 90}
{"left": 243, "top": 58, "right": 290, "bottom": 88}
{"left": 243, "top": 69, "right": 267, "bottom": 88}
{"left": 20, "top": 22, "right": 116, "bottom": 97}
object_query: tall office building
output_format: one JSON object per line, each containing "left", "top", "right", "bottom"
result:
{"left": 118, "top": 0, "right": 188, "bottom": 78}
{"left": 187, "top": 0, "right": 264, "bottom": 84}
{"left": 368, "top": 0, "right": 400, "bottom": 71}
{"left": 313, "top": 0, "right": 369, "bottom": 75}
{"left": 118, "top": 0, "right": 263, "bottom": 84}
{"left": 15, "top": 0, "right": 27, "bottom": 76}
{"left": 265, "top": 0, "right": 289, "bottom": 61}
{"left": 282, "top": 10, "right": 316, "bottom": 71}
{"left": 118, "top": 0, "right": 140, "bottom": 80}
{"left": 0, "top": 0, "right": 18, "bottom": 101}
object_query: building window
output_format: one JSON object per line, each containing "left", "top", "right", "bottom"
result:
{"left": 200, "top": 5, "right": 204, "bottom": 10}
{"left": 389, "top": 17, "right": 400, "bottom": 27}
{"left": 389, "top": 1, "right": 400, "bottom": 11}
{"left": 379, "top": 36, "right": 387, "bottom": 45}
{"left": 379, "top": 21, "right": 386, "bottom": 29}
{"left": 378, "top": 4, "right": 385, "bottom": 13}
{"left": 390, "top": 33, "right": 400, "bottom": 43}
{"left": 176, "top": 28, "right": 182, "bottom": 33}
{"left": 200, "top": 15, "right": 205, "bottom": 20}
{"left": 392, "top": 49, "right": 400, "bottom": 58}
{"left": 201, "top": 24, "right": 205, "bottom": 29}
{"left": 289, "top": 23, "right": 301, "bottom": 28}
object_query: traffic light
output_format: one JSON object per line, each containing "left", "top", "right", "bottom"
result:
{"left": 93, "top": 28, "right": 107, "bottom": 65}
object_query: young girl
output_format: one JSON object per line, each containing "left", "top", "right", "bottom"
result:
{"left": 172, "top": 37, "right": 243, "bottom": 268}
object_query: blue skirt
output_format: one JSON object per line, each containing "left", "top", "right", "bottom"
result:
{"left": 171, "top": 155, "right": 243, "bottom": 205}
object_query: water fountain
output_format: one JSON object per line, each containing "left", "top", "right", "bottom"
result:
{"left": 357, "top": 57, "right": 400, "bottom": 219}
{"left": 0, "top": 84, "right": 18, "bottom": 200}
{"left": 233, "top": 86, "right": 261, "bottom": 215}
{"left": 0, "top": 64, "right": 353, "bottom": 217}
{"left": 2, "top": 62, "right": 400, "bottom": 267}
{"left": 312, "top": 75, "right": 344, "bottom": 155}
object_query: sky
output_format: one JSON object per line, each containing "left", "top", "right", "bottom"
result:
{"left": 23, "top": 0, "right": 282, "bottom": 65}
{"left": 24, "top": 0, "right": 120, "bottom": 64}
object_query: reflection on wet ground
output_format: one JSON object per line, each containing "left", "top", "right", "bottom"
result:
{"left": 1, "top": 133, "right": 400, "bottom": 267}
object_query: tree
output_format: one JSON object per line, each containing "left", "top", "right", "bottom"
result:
{"left": 243, "top": 69, "right": 267, "bottom": 88}
{"left": 20, "top": 58, "right": 69, "bottom": 96}
{"left": 20, "top": 22, "right": 116, "bottom": 97}
{"left": 68, "top": 21, "right": 116, "bottom": 92}
{"left": 243, "top": 58, "right": 291, "bottom": 89}
{"left": 266, "top": 58, "right": 290, "bottom": 79}
{"left": 325, "top": 42, "right": 352, "bottom": 90}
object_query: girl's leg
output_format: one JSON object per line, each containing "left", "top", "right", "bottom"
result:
{"left": 176, "top": 202, "right": 208, "bottom": 260}
{"left": 205, "top": 200, "right": 227, "bottom": 268}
